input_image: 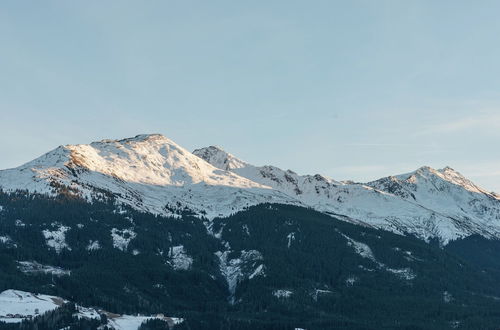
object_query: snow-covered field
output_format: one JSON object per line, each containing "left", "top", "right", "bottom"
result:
{"left": 17, "top": 261, "right": 71, "bottom": 276}
{"left": 106, "top": 314, "right": 183, "bottom": 330}
{"left": 0, "top": 290, "right": 64, "bottom": 323}
{"left": 0, "top": 289, "right": 183, "bottom": 329}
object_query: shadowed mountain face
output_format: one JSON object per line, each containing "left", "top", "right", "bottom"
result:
{"left": 1, "top": 134, "right": 500, "bottom": 245}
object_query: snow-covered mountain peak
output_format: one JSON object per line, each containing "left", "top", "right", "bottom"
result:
{"left": 192, "top": 146, "right": 249, "bottom": 171}
{"left": 96, "top": 133, "right": 169, "bottom": 144}
{"left": 196, "top": 146, "right": 500, "bottom": 244}
{"left": 0, "top": 135, "right": 297, "bottom": 219}
{"left": 398, "top": 165, "right": 449, "bottom": 181}
{"left": 62, "top": 134, "right": 226, "bottom": 186}
{"left": 390, "top": 165, "right": 493, "bottom": 197}
{"left": 404, "top": 165, "right": 458, "bottom": 179}
{"left": 436, "top": 166, "right": 491, "bottom": 195}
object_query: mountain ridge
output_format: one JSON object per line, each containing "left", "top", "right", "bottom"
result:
{"left": 1, "top": 134, "right": 500, "bottom": 244}
{"left": 194, "top": 143, "right": 500, "bottom": 244}
{"left": 0, "top": 134, "right": 298, "bottom": 219}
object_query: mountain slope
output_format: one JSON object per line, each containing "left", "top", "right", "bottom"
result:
{"left": 2, "top": 134, "right": 500, "bottom": 245}
{"left": 368, "top": 166, "right": 500, "bottom": 240}
{"left": 2, "top": 192, "right": 500, "bottom": 329}
{"left": 2, "top": 136, "right": 500, "bottom": 328}
{"left": 0, "top": 135, "right": 297, "bottom": 219}
{"left": 193, "top": 146, "right": 500, "bottom": 244}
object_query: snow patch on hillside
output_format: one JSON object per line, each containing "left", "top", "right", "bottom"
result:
{"left": 111, "top": 228, "right": 136, "bottom": 251}
{"left": 15, "top": 220, "right": 25, "bottom": 227}
{"left": 312, "top": 289, "right": 333, "bottom": 301}
{"left": 249, "top": 264, "right": 265, "bottom": 279}
{"left": 215, "top": 249, "right": 265, "bottom": 304}
{"left": 42, "top": 225, "right": 71, "bottom": 254}
{"left": 443, "top": 291, "right": 454, "bottom": 303}
{"left": 287, "top": 232, "right": 295, "bottom": 248}
{"left": 17, "top": 261, "right": 71, "bottom": 276}
{"left": 86, "top": 240, "right": 101, "bottom": 251}
{"left": 167, "top": 245, "right": 193, "bottom": 270}
{"left": 386, "top": 267, "right": 416, "bottom": 280}
{"left": 345, "top": 276, "right": 358, "bottom": 286}
{"left": 0, "top": 235, "right": 16, "bottom": 248}
{"left": 242, "top": 224, "right": 250, "bottom": 236}
{"left": 342, "top": 234, "right": 378, "bottom": 265}
{"left": 342, "top": 233, "right": 416, "bottom": 280}
{"left": 273, "top": 289, "right": 293, "bottom": 299}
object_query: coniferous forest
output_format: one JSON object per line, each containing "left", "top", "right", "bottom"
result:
{"left": 2, "top": 191, "right": 500, "bottom": 329}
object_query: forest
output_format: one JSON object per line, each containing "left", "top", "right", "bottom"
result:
{"left": 1, "top": 191, "right": 500, "bottom": 329}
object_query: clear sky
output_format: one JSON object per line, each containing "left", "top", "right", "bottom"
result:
{"left": 1, "top": 1, "right": 500, "bottom": 192}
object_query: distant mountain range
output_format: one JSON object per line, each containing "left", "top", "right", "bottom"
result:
{"left": 2, "top": 134, "right": 500, "bottom": 329}
{"left": 1, "top": 133, "right": 499, "bottom": 244}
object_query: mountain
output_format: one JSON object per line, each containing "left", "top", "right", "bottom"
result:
{"left": 194, "top": 146, "right": 500, "bottom": 244}
{"left": 1, "top": 134, "right": 500, "bottom": 245}
{"left": 2, "top": 135, "right": 500, "bottom": 328}
{"left": 0, "top": 134, "right": 296, "bottom": 219}
{"left": 2, "top": 134, "right": 500, "bottom": 246}
{"left": 368, "top": 166, "right": 500, "bottom": 241}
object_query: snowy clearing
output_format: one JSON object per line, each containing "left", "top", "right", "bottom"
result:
{"left": 111, "top": 228, "right": 136, "bottom": 251}
{"left": 42, "top": 225, "right": 71, "bottom": 254}
{"left": 17, "top": 261, "right": 70, "bottom": 276}
{"left": 167, "top": 245, "right": 193, "bottom": 271}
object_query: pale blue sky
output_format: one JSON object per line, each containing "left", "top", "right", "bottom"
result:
{"left": 1, "top": 1, "right": 500, "bottom": 191}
